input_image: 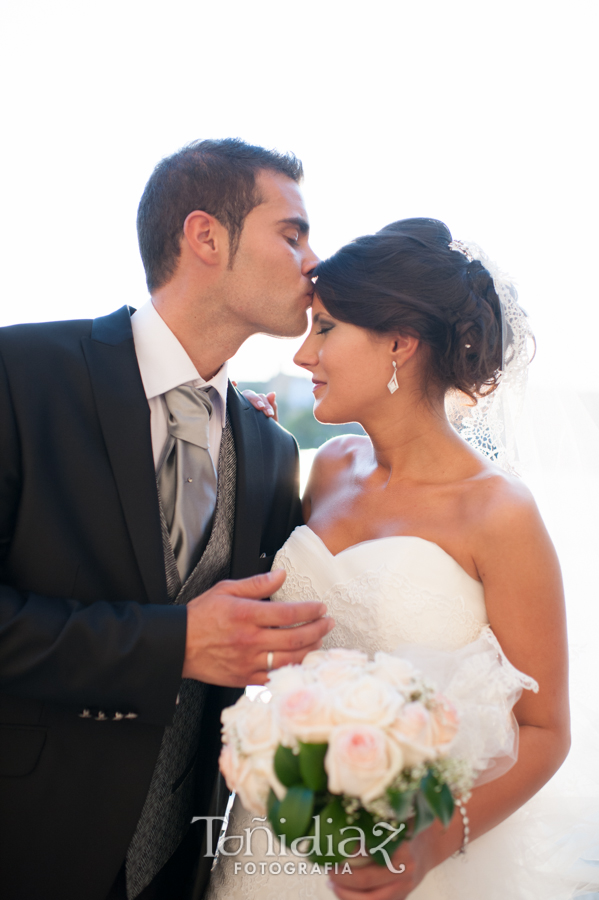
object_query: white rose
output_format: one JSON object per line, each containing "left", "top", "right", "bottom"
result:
{"left": 388, "top": 702, "right": 438, "bottom": 767}
{"left": 267, "top": 663, "right": 311, "bottom": 694}
{"left": 332, "top": 675, "right": 402, "bottom": 728}
{"left": 219, "top": 741, "right": 244, "bottom": 792}
{"left": 323, "top": 648, "right": 369, "bottom": 666}
{"left": 370, "top": 653, "right": 415, "bottom": 690}
{"left": 275, "top": 684, "right": 335, "bottom": 743}
{"left": 220, "top": 699, "right": 245, "bottom": 745}
{"left": 325, "top": 724, "right": 403, "bottom": 805}
{"left": 300, "top": 649, "right": 331, "bottom": 669}
{"left": 234, "top": 752, "right": 276, "bottom": 817}
{"left": 315, "top": 660, "right": 368, "bottom": 689}
{"left": 233, "top": 694, "right": 282, "bottom": 756}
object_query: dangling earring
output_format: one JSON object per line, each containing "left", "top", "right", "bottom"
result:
{"left": 387, "top": 360, "right": 399, "bottom": 394}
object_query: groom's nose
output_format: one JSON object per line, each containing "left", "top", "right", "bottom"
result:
{"left": 302, "top": 242, "right": 320, "bottom": 277}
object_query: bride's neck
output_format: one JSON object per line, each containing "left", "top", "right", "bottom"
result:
{"left": 363, "top": 390, "right": 465, "bottom": 482}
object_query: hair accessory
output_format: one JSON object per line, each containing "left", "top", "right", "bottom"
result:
{"left": 448, "top": 239, "right": 474, "bottom": 262}
{"left": 452, "top": 797, "right": 470, "bottom": 857}
{"left": 387, "top": 360, "right": 399, "bottom": 394}
{"left": 446, "top": 239, "right": 535, "bottom": 473}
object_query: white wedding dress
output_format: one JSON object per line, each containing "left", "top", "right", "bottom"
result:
{"left": 206, "top": 525, "right": 599, "bottom": 900}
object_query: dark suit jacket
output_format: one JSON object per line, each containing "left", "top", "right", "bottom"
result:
{"left": 0, "top": 306, "right": 302, "bottom": 900}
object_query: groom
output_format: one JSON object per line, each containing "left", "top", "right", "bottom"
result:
{"left": 0, "top": 139, "right": 332, "bottom": 900}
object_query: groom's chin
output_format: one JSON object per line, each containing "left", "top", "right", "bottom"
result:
{"left": 265, "top": 310, "right": 310, "bottom": 340}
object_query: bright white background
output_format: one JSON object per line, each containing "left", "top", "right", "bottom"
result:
{"left": 1, "top": 0, "right": 597, "bottom": 388}
{"left": 2, "top": 0, "right": 599, "bottom": 798}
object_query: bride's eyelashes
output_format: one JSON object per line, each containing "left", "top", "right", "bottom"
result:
{"left": 312, "top": 314, "right": 335, "bottom": 336}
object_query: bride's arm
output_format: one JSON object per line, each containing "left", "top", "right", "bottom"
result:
{"left": 421, "top": 480, "right": 570, "bottom": 854}
{"left": 329, "top": 479, "right": 570, "bottom": 900}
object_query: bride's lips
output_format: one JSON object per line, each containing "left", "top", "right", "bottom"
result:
{"left": 311, "top": 380, "right": 326, "bottom": 393}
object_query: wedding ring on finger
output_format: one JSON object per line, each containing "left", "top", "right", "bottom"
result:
{"left": 266, "top": 651, "right": 274, "bottom": 672}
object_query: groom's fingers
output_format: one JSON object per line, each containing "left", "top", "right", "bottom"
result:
{"left": 182, "top": 570, "right": 334, "bottom": 685}
{"left": 221, "top": 568, "right": 287, "bottom": 598}
{"left": 219, "top": 570, "right": 329, "bottom": 628}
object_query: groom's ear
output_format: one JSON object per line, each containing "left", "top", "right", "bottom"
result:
{"left": 183, "top": 210, "right": 229, "bottom": 267}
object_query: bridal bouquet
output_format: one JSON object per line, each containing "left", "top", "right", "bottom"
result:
{"left": 219, "top": 648, "right": 478, "bottom": 867}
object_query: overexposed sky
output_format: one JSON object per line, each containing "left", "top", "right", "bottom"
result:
{"left": 1, "top": 0, "right": 597, "bottom": 387}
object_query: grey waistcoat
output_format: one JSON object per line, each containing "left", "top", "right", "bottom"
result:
{"left": 126, "top": 418, "right": 237, "bottom": 898}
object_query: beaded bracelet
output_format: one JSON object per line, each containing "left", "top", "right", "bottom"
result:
{"left": 452, "top": 797, "right": 470, "bottom": 857}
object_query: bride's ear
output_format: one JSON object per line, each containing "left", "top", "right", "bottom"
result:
{"left": 391, "top": 333, "right": 420, "bottom": 368}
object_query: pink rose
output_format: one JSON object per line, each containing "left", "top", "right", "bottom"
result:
{"left": 275, "top": 685, "right": 334, "bottom": 743}
{"left": 430, "top": 695, "right": 459, "bottom": 746}
{"left": 388, "top": 702, "right": 437, "bottom": 767}
{"left": 325, "top": 724, "right": 403, "bottom": 804}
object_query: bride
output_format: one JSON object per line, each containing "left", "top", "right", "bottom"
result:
{"left": 206, "top": 218, "right": 576, "bottom": 899}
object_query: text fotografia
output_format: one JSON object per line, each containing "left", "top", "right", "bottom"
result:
{"left": 193, "top": 815, "right": 407, "bottom": 874}
{"left": 234, "top": 860, "right": 353, "bottom": 876}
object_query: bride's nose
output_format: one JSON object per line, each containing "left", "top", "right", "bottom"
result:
{"left": 293, "top": 334, "right": 318, "bottom": 371}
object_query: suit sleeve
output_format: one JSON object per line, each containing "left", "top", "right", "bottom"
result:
{"left": 0, "top": 351, "right": 186, "bottom": 727}
{"left": 284, "top": 432, "right": 304, "bottom": 535}
{"left": 259, "top": 420, "right": 304, "bottom": 554}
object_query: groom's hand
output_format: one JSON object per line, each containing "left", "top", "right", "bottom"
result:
{"left": 182, "top": 569, "right": 334, "bottom": 686}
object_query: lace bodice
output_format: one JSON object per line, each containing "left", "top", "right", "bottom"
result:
{"left": 206, "top": 527, "right": 492, "bottom": 900}
{"left": 271, "top": 526, "right": 489, "bottom": 653}
{"left": 207, "top": 525, "right": 595, "bottom": 900}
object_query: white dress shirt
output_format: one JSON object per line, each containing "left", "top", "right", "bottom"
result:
{"left": 131, "top": 300, "right": 228, "bottom": 472}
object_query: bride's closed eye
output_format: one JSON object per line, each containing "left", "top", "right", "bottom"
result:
{"left": 312, "top": 312, "right": 335, "bottom": 335}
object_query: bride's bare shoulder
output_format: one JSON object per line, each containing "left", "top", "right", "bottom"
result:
{"left": 302, "top": 435, "right": 368, "bottom": 509}
{"left": 313, "top": 434, "right": 368, "bottom": 469}
{"left": 467, "top": 463, "right": 547, "bottom": 547}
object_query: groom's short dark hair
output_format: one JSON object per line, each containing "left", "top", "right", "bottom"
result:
{"left": 137, "top": 138, "right": 304, "bottom": 292}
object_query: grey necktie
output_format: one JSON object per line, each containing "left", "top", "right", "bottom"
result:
{"left": 157, "top": 384, "right": 218, "bottom": 581}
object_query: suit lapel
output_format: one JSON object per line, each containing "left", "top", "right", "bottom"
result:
{"left": 82, "top": 306, "right": 167, "bottom": 605}
{"left": 227, "top": 383, "right": 264, "bottom": 579}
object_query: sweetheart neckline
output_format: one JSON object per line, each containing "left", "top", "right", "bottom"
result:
{"left": 298, "top": 525, "right": 483, "bottom": 586}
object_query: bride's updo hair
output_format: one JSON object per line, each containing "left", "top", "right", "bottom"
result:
{"left": 313, "top": 218, "right": 503, "bottom": 401}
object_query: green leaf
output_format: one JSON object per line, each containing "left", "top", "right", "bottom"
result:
{"left": 267, "top": 788, "right": 279, "bottom": 816}
{"left": 274, "top": 744, "right": 302, "bottom": 788}
{"left": 412, "top": 789, "right": 435, "bottom": 836}
{"left": 267, "top": 788, "right": 282, "bottom": 835}
{"left": 271, "top": 785, "right": 315, "bottom": 844}
{"left": 298, "top": 742, "right": 329, "bottom": 793}
{"left": 337, "top": 806, "right": 371, "bottom": 865}
{"left": 422, "top": 774, "right": 455, "bottom": 827}
{"left": 309, "top": 796, "right": 349, "bottom": 864}
{"left": 387, "top": 788, "right": 416, "bottom": 822}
